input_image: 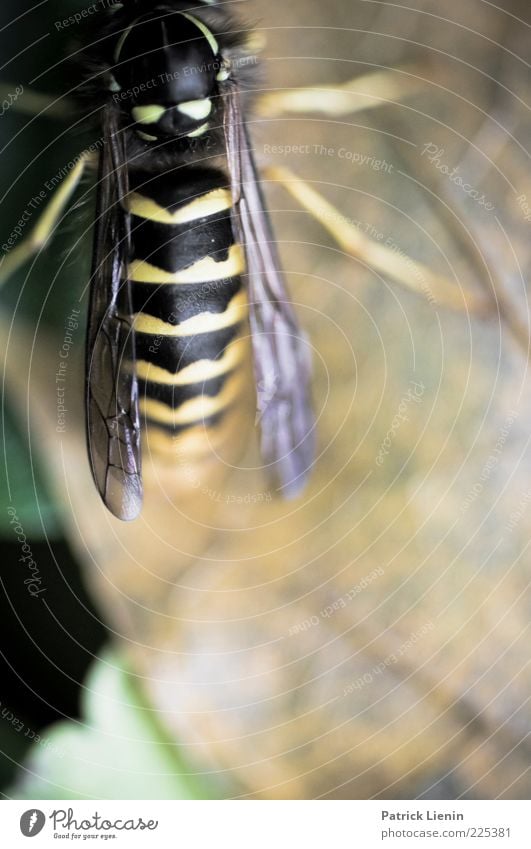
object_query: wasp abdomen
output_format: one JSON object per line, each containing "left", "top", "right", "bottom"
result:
{"left": 124, "top": 167, "right": 250, "bottom": 458}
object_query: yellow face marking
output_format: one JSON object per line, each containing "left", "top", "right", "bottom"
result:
{"left": 107, "top": 73, "right": 121, "bottom": 92}
{"left": 131, "top": 292, "right": 247, "bottom": 338}
{"left": 187, "top": 122, "right": 209, "bottom": 138}
{"left": 133, "top": 338, "right": 248, "bottom": 386}
{"left": 128, "top": 245, "right": 245, "bottom": 284}
{"left": 181, "top": 13, "right": 219, "bottom": 55}
{"left": 125, "top": 188, "right": 232, "bottom": 224}
{"left": 132, "top": 105, "right": 166, "bottom": 125}
{"left": 178, "top": 99, "right": 212, "bottom": 120}
{"left": 114, "top": 22, "right": 135, "bottom": 62}
{"left": 137, "top": 131, "right": 158, "bottom": 142}
{"left": 216, "top": 67, "right": 230, "bottom": 82}
{"left": 140, "top": 371, "right": 246, "bottom": 426}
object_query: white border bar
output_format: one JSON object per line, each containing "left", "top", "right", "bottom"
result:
{"left": 2, "top": 800, "right": 530, "bottom": 848}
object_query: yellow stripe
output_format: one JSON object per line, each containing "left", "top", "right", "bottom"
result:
{"left": 145, "top": 418, "right": 234, "bottom": 457}
{"left": 140, "top": 371, "right": 245, "bottom": 426}
{"left": 133, "top": 338, "right": 248, "bottom": 386}
{"left": 125, "top": 188, "right": 232, "bottom": 224}
{"left": 128, "top": 244, "right": 245, "bottom": 284}
{"left": 132, "top": 292, "right": 246, "bottom": 337}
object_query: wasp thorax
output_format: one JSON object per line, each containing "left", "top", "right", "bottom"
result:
{"left": 112, "top": 10, "right": 221, "bottom": 140}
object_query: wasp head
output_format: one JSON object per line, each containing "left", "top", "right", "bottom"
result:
{"left": 111, "top": 9, "right": 227, "bottom": 141}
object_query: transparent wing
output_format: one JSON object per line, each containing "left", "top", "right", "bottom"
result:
{"left": 224, "top": 82, "right": 316, "bottom": 498}
{"left": 85, "top": 107, "right": 142, "bottom": 521}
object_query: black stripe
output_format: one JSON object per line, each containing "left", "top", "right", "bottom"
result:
{"left": 131, "top": 276, "right": 242, "bottom": 323}
{"left": 129, "top": 168, "right": 229, "bottom": 213}
{"left": 135, "top": 323, "right": 243, "bottom": 373}
{"left": 138, "top": 371, "right": 234, "bottom": 407}
{"left": 143, "top": 409, "right": 229, "bottom": 438}
{"left": 130, "top": 213, "right": 234, "bottom": 273}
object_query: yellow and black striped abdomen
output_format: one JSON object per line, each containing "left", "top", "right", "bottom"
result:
{"left": 124, "top": 167, "right": 251, "bottom": 465}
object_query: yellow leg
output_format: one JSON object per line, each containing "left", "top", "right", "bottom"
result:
{"left": 256, "top": 66, "right": 427, "bottom": 118}
{"left": 266, "top": 165, "right": 488, "bottom": 315}
{"left": 0, "top": 152, "right": 91, "bottom": 286}
{"left": 0, "top": 83, "right": 73, "bottom": 120}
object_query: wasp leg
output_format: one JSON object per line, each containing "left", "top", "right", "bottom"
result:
{"left": 0, "top": 152, "right": 91, "bottom": 286}
{"left": 380, "top": 111, "right": 531, "bottom": 356}
{"left": 257, "top": 67, "right": 427, "bottom": 118}
{"left": 0, "top": 83, "right": 73, "bottom": 119}
{"left": 266, "top": 165, "right": 488, "bottom": 315}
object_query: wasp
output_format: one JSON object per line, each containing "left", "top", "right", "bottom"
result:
{"left": 1, "top": 1, "right": 432, "bottom": 522}
{"left": 25, "top": 0, "right": 316, "bottom": 521}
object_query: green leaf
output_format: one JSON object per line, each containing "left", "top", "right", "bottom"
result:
{"left": 9, "top": 650, "right": 220, "bottom": 800}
